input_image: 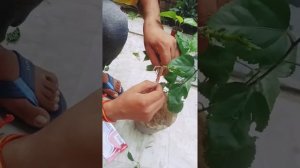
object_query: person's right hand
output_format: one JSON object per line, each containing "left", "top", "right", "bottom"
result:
{"left": 103, "top": 80, "right": 165, "bottom": 122}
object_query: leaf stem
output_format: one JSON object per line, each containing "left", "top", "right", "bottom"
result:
{"left": 178, "top": 70, "right": 198, "bottom": 87}
{"left": 284, "top": 60, "right": 300, "bottom": 67}
{"left": 249, "top": 38, "right": 300, "bottom": 86}
{"left": 245, "top": 70, "right": 260, "bottom": 85}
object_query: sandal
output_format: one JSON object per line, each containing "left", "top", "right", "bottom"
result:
{"left": 0, "top": 51, "right": 67, "bottom": 128}
{"left": 102, "top": 73, "right": 123, "bottom": 99}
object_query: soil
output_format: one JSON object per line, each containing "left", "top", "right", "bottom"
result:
{"left": 199, "top": 112, "right": 208, "bottom": 168}
{"left": 135, "top": 100, "right": 177, "bottom": 134}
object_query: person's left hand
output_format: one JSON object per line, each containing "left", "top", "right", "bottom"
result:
{"left": 143, "top": 20, "right": 180, "bottom": 66}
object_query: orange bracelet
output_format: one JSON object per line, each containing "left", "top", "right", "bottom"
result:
{"left": 102, "top": 99, "right": 114, "bottom": 122}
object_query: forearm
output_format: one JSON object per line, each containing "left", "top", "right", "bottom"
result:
{"left": 139, "top": 0, "right": 161, "bottom": 23}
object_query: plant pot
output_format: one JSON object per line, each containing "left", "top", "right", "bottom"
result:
{"left": 134, "top": 100, "right": 177, "bottom": 134}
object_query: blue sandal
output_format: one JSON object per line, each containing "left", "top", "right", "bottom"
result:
{"left": 0, "top": 51, "right": 67, "bottom": 128}
{"left": 103, "top": 73, "right": 123, "bottom": 99}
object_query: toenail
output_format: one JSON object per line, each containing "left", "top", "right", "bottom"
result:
{"left": 34, "top": 115, "right": 49, "bottom": 127}
{"left": 113, "top": 93, "right": 118, "bottom": 98}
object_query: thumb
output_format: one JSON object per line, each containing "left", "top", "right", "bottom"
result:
{"left": 131, "top": 80, "right": 158, "bottom": 93}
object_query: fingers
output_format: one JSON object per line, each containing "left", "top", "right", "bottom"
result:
{"left": 103, "top": 89, "right": 118, "bottom": 98}
{"left": 131, "top": 80, "right": 158, "bottom": 93}
{"left": 141, "top": 83, "right": 164, "bottom": 105}
{"left": 157, "top": 44, "right": 171, "bottom": 66}
{"left": 145, "top": 44, "right": 160, "bottom": 66}
{"left": 171, "top": 37, "right": 180, "bottom": 60}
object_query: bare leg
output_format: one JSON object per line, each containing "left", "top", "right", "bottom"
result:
{"left": 2, "top": 91, "right": 101, "bottom": 168}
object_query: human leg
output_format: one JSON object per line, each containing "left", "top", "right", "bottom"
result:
{"left": 103, "top": 0, "right": 129, "bottom": 66}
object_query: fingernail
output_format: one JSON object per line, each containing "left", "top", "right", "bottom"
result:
{"left": 34, "top": 115, "right": 49, "bottom": 127}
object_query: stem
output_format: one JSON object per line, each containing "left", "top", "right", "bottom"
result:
{"left": 249, "top": 38, "right": 300, "bottom": 86}
{"left": 245, "top": 70, "right": 260, "bottom": 85}
{"left": 284, "top": 60, "right": 300, "bottom": 67}
{"left": 178, "top": 70, "right": 198, "bottom": 87}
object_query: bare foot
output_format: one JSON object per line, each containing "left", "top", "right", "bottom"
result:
{"left": 0, "top": 46, "right": 60, "bottom": 128}
{"left": 102, "top": 72, "right": 122, "bottom": 98}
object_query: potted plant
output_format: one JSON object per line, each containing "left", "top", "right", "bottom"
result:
{"left": 135, "top": 31, "right": 198, "bottom": 134}
{"left": 160, "top": 10, "right": 198, "bottom": 35}
{"left": 198, "top": 0, "right": 299, "bottom": 167}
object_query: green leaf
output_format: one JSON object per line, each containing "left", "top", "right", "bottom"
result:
{"left": 167, "top": 89, "right": 184, "bottom": 113}
{"left": 206, "top": 139, "right": 256, "bottom": 168}
{"left": 104, "top": 65, "right": 109, "bottom": 71}
{"left": 167, "top": 75, "right": 195, "bottom": 113}
{"left": 246, "top": 92, "right": 270, "bottom": 132}
{"left": 127, "top": 152, "right": 134, "bottom": 162}
{"left": 276, "top": 33, "right": 298, "bottom": 78}
{"left": 206, "top": 83, "right": 261, "bottom": 168}
{"left": 176, "top": 15, "right": 184, "bottom": 24}
{"left": 168, "top": 54, "right": 195, "bottom": 78}
{"left": 199, "top": 45, "right": 236, "bottom": 83}
{"left": 132, "top": 52, "right": 140, "bottom": 60}
{"left": 176, "top": 32, "right": 190, "bottom": 55}
{"left": 254, "top": 71, "right": 280, "bottom": 111}
{"left": 6, "top": 27, "right": 21, "bottom": 43}
{"left": 160, "top": 11, "right": 177, "bottom": 22}
{"left": 207, "top": 0, "right": 290, "bottom": 62}
{"left": 164, "top": 72, "right": 177, "bottom": 84}
{"left": 143, "top": 51, "right": 150, "bottom": 61}
{"left": 146, "top": 64, "right": 154, "bottom": 71}
{"left": 198, "top": 80, "right": 218, "bottom": 100}
{"left": 127, "top": 11, "right": 139, "bottom": 20}
{"left": 183, "top": 18, "right": 197, "bottom": 27}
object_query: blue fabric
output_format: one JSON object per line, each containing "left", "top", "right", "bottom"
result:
{"left": 103, "top": 0, "right": 129, "bottom": 66}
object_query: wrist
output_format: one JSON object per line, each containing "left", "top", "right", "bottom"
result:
{"left": 144, "top": 17, "right": 163, "bottom": 29}
{"left": 103, "top": 99, "right": 122, "bottom": 121}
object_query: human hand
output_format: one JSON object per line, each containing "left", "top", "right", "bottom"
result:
{"left": 104, "top": 80, "right": 165, "bottom": 122}
{"left": 143, "top": 20, "right": 180, "bottom": 66}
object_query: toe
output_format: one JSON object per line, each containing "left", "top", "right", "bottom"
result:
{"left": 114, "top": 80, "right": 122, "bottom": 93}
{"left": 37, "top": 93, "right": 59, "bottom": 112}
{"left": 103, "top": 89, "right": 118, "bottom": 98}
{"left": 1, "top": 99, "right": 50, "bottom": 128}
{"left": 43, "top": 78, "right": 58, "bottom": 93}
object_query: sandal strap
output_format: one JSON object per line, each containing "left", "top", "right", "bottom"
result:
{"left": 0, "top": 51, "right": 38, "bottom": 105}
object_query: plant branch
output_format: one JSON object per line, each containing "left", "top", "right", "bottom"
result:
{"left": 178, "top": 70, "right": 198, "bottom": 87}
{"left": 284, "top": 60, "right": 300, "bottom": 67}
{"left": 249, "top": 38, "right": 300, "bottom": 86}
{"left": 245, "top": 70, "right": 261, "bottom": 85}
